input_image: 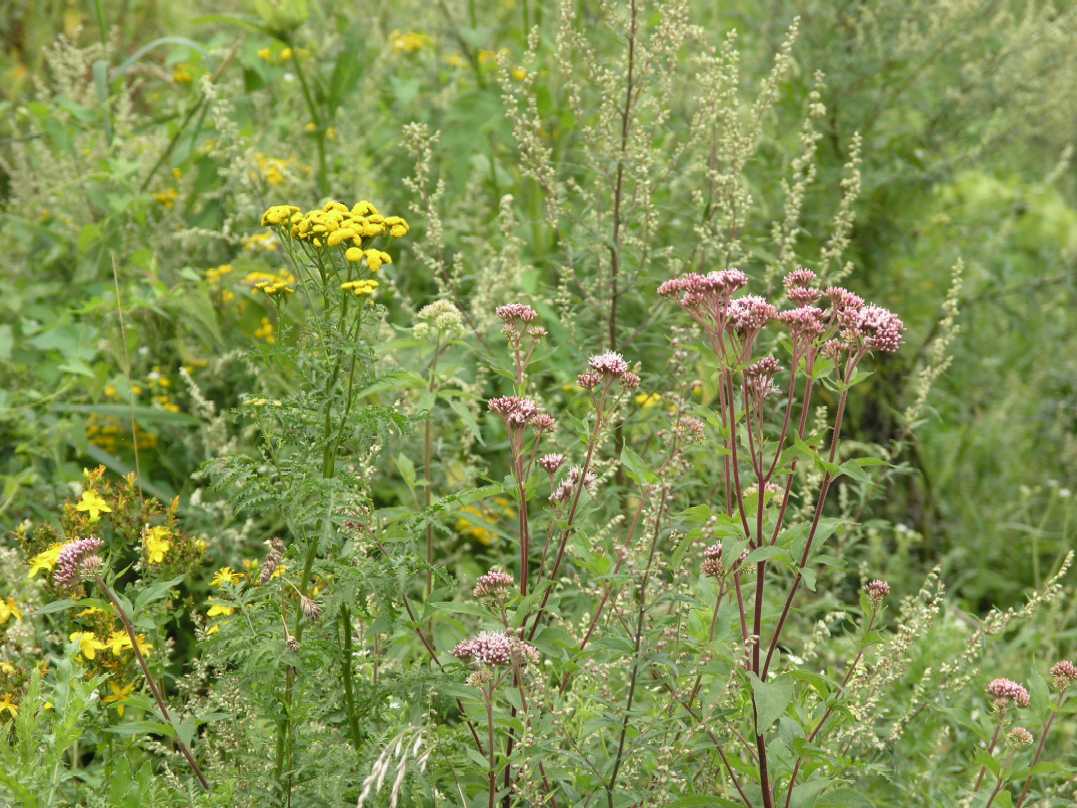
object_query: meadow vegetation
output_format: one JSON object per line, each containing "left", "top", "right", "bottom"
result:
{"left": 0, "top": 1, "right": 1075, "bottom": 805}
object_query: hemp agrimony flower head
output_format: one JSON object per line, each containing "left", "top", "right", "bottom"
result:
{"left": 1049, "top": 659, "right": 1077, "bottom": 691}
{"left": 549, "top": 465, "right": 598, "bottom": 503}
{"left": 579, "top": 352, "right": 640, "bottom": 392}
{"left": 452, "top": 631, "right": 539, "bottom": 668}
{"left": 495, "top": 303, "right": 539, "bottom": 324}
{"left": 865, "top": 579, "right": 891, "bottom": 603}
{"left": 539, "top": 453, "right": 565, "bottom": 475}
{"left": 414, "top": 299, "right": 465, "bottom": 342}
{"left": 657, "top": 270, "right": 748, "bottom": 324}
{"left": 472, "top": 568, "right": 514, "bottom": 600}
{"left": 854, "top": 305, "right": 905, "bottom": 353}
{"left": 53, "top": 537, "right": 105, "bottom": 589}
{"left": 987, "top": 678, "right": 1031, "bottom": 709}
{"left": 1007, "top": 727, "right": 1034, "bottom": 748}
{"left": 702, "top": 542, "right": 724, "bottom": 578}
{"left": 783, "top": 268, "right": 821, "bottom": 304}
{"left": 779, "top": 306, "right": 826, "bottom": 346}
{"left": 727, "top": 295, "right": 778, "bottom": 336}
{"left": 488, "top": 396, "right": 541, "bottom": 429}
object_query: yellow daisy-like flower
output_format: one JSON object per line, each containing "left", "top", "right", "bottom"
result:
{"left": 0, "top": 662, "right": 14, "bottom": 675}
{"left": 211, "top": 567, "right": 244, "bottom": 587}
{"left": 76, "top": 606, "right": 107, "bottom": 619}
{"left": 0, "top": 597, "right": 23, "bottom": 625}
{"left": 70, "top": 631, "right": 107, "bottom": 661}
{"left": 28, "top": 544, "right": 64, "bottom": 579}
{"left": 76, "top": 489, "right": 112, "bottom": 523}
{"left": 143, "top": 526, "right": 171, "bottom": 565}
{"left": 205, "top": 624, "right": 221, "bottom": 636}
{"left": 634, "top": 392, "right": 662, "bottom": 409}
{"left": 207, "top": 602, "right": 235, "bottom": 618}
{"left": 0, "top": 693, "right": 17, "bottom": 718}
{"left": 104, "top": 630, "right": 152, "bottom": 658}
{"left": 102, "top": 680, "right": 135, "bottom": 717}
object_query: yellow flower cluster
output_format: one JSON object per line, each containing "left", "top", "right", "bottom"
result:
{"left": 340, "top": 279, "right": 379, "bottom": 297}
{"left": 254, "top": 317, "right": 276, "bottom": 343}
{"left": 206, "top": 263, "right": 234, "bottom": 284}
{"left": 70, "top": 630, "right": 152, "bottom": 661}
{"left": 455, "top": 498, "right": 516, "bottom": 546}
{"left": 261, "top": 200, "right": 409, "bottom": 246}
{"left": 389, "top": 30, "right": 433, "bottom": 54}
{"left": 243, "top": 269, "right": 296, "bottom": 296}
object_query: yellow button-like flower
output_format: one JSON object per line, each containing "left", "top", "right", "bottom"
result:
{"left": 340, "top": 279, "right": 379, "bottom": 298}
{"left": 364, "top": 250, "right": 392, "bottom": 271}
{"left": 344, "top": 246, "right": 363, "bottom": 263}
{"left": 70, "top": 631, "right": 107, "bottom": 661}
{"left": 76, "top": 489, "right": 112, "bottom": 523}
{"left": 634, "top": 392, "right": 661, "bottom": 409}
{"left": 28, "top": 544, "right": 64, "bottom": 578}
{"left": 144, "top": 525, "right": 171, "bottom": 564}
{"left": 102, "top": 680, "right": 135, "bottom": 717}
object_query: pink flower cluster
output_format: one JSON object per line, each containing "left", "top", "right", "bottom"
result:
{"left": 472, "top": 568, "right": 514, "bottom": 599}
{"left": 657, "top": 269, "right": 749, "bottom": 310}
{"left": 488, "top": 396, "right": 541, "bottom": 428}
{"left": 54, "top": 537, "right": 105, "bottom": 589}
{"left": 452, "top": 630, "right": 539, "bottom": 667}
{"left": 986, "top": 678, "right": 1031, "bottom": 708}
{"left": 727, "top": 295, "right": 778, "bottom": 334}
{"left": 1050, "top": 659, "right": 1077, "bottom": 690}
{"left": 578, "top": 352, "right": 640, "bottom": 391}
{"left": 854, "top": 305, "right": 905, "bottom": 353}
{"left": 659, "top": 267, "right": 905, "bottom": 358}
{"left": 549, "top": 465, "right": 598, "bottom": 503}
{"left": 702, "top": 542, "right": 724, "bottom": 578}
{"left": 539, "top": 454, "right": 565, "bottom": 474}
{"left": 865, "top": 579, "right": 891, "bottom": 603}
{"left": 495, "top": 303, "right": 538, "bottom": 323}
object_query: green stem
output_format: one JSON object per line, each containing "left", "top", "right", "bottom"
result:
{"left": 339, "top": 605, "right": 361, "bottom": 752}
{"left": 287, "top": 38, "right": 328, "bottom": 195}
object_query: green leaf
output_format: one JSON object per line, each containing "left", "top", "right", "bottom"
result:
{"left": 104, "top": 719, "right": 175, "bottom": 738}
{"left": 133, "top": 576, "right": 184, "bottom": 612}
{"left": 746, "top": 546, "right": 791, "bottom": 566}
{"left": 395, "top": 453, "right": 416, "bottom": 492}
{"left": 620, "top": 444, "right": 656, "bottom": 484}
{"left": 749, "top": 673, "right": 794, "bottom": 732}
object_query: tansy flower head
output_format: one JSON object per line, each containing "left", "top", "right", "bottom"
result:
{"left": 340, "top": 279, "right": 379, "bottom": 297}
